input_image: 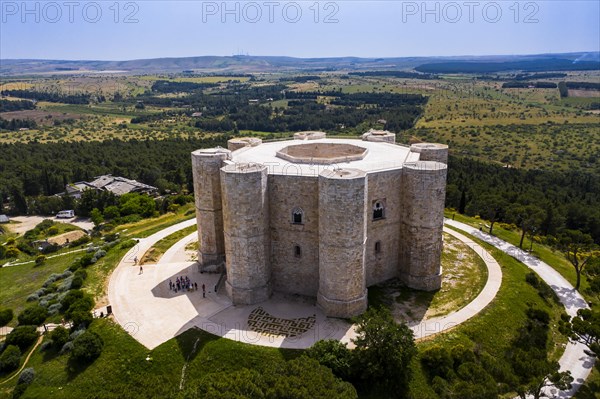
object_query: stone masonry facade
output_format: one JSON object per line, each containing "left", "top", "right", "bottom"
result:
{"left": 191, "top": 133, "right": 448, "bottom": 318}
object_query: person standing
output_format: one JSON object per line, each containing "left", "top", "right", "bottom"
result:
{"left": 202, "top": 283, "right": 206, "bottom": 298}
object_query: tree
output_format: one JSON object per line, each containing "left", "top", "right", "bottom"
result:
{"left": 458, "top": 189, "right": 467, "bottom": 214}
{"left": 467, "top": 193, "right": 507, "bottom": 235}
{"left": 4, "top": 326, "right": 38, "bottom": 351}
{"left": 0, "top": 345, "right": 21, "bottom": 373}
{"left": 307, "top": 339, "right": 354, "bottom": 380}
{"left": 507, "top": 204, "right": 545, "bottom": 249}
{"left": 103, "top": 205, "right": 120, "bottom": 220}
{"left": 562, "top": 308, "right": 600, "bottom": 358}
{"left": 512, "top": 350, "right": 572, "bottom": 399}
{"left": 0, "top": 308, "right": 14, "bottom": 326}
{"left": 187, "top": 357, "right": 357, "bottom": 399}
{"left": 352, "top": 307, "right": 416, "bottom": 396}
{"left": 71, "top": 330, "right": 104, "bottom": 363}
{"left": 49, "top": 326, "right": 70, "bottom": 350}
{"left": 90, "top": 208, "right": 103, "bottom": 227}
{"left": 17, "top": 305, "right": 48, "bottom": 326}
{"left": 509, "top": 308, "right": 573, "bottom": 399}
{"left": 559, "top": 229, "right": 599, "bottom": 290}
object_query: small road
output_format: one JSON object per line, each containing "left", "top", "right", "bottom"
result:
{"left": 445, "top": 219, "right": 595, "bottom": 399}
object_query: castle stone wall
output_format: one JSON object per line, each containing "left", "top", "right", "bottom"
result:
{"left": 191, "top": 149, "right": 231, "bottom": 270}
{"left": 365, "top": 169, "right": 403, "bottom": 286}
{"left": 399, "top": 161, "right": 447, "bottom": 291}
{"left": 410, "top": 143, "right": 449, "bottom": 164}
{"left": 317, "top": 169, "right": 368, "bottom": 317}
{"left": 220, "top": 163, "right": 271, "bottom": 305}
{"left": 269, "top": 175, "right": 320, "bottom": 297}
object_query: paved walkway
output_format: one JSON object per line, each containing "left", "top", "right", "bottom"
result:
{"left": 108, "top": 219, "right": 502, "bottom": 350}
{"left": 445, "top": 219, "right": 595, "bottom": 399}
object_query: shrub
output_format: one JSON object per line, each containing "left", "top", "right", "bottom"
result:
{"left": 0, "top": 345, "right": 21, "bottom": 372}
{"left": 5, "top": 247, "right": 19, "bottom": 258}
{"left": 41, "top": 244, "right": 60, "bottom": 254}
{"left": 60, "top": 290, "right": 84, "bottom": 310}
{"left": 16, "top": 242, "right": 35, "bottom": 256}
{"left": 71, "top": 331, "right": 103, "bottom": 363}
{"left": 74, "top": 269, "right": 87, "bottom": 281}
{"left": 36, "top": 220, "right": 55, "bottom": 231}
{"left": 34, "top": 255, "right": 46, "bottom": 266}
{"left": 70, "top": 309, "right": 93, "bottom": 329}
{"left": 526, "top": 272, "right": 540, "bottom": 287}
{"left": 306, "top": 340, "right": 354, "bottom": 380}
{"left": 102, "top": 232, "right": 119, "bottom": 242}
{"left": 49, "top": 326, "right": 70, "bottom": 350}
{"left": 421, "top": 345, "right": 454, "bottom": 379}
{"left": 119, "top": 239, "right": 137, "bottom": 249}
{"left": 0, "top": 245, "right": 6, "bottom": 259}
{"left": 93, "top": 249, "right": 107, "bottom": 259}
{"left": 17, "top": 305, "right": 48, "bottom": 326}
{"left": 42, "top": 273, "right": 61, "bottom": 288}
{"left": 12, "top": 383, "right": 28, "bottom": 398}
{"left": 57, "top": 276, "right": 74, "bottom": 292}
{"left": 70, "top": 276, "right": 84, "bottom": 289}
{"left": 79, "top": 253, "right": 95, "bottom": 267}
{"left": 69, "top": 235, "right": 90, "bottom": 247}
{"left": 5, "top": 326, "right": 39, "bottom": 351}
{"left": 47, "top": 226, "right": 59, "bottom": 236}
{"left": 0, "top": 309, "right": 14, "bottom": 327}
{"left": 69, "top": 328, "right": 86, "bottom": 341}
{"left": 26, "top": 294, "right": 39, "bottom": 303}
{"left": 47, "top": 303, "right": 62, "bottom": 315}
{"left": 17, "top": 367, "right": 35, "bottom": 385}
{"left": 60, "top": 341, "right": 74, "bottom": 355}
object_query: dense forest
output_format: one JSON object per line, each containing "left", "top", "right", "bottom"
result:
{"left": 0, "top": 99, "right": 35, "bottom": 112}
{"left": 415, "top": 58, "right": 600, "bottom": 73}
{"left": 1, "top": 139, "right": 599, "bottom": 244}
{"left": 446, "top": 156, "right": 600, "bottom": 244}
{"left": 501, "top": 81, "right": 557, "bottom": 88}
{"left": 348, "top": 71, "right": 434, "bottom": 79}
{"left": 130, "top": 87, "right": 427, "bottom": 133}
{"left": 150, "top": 80, "right": 219, "bottom": 93}
{"left": 0, "top": 118, "right": 37, "bottom": 131}
{"left": 0, "top": 89, "right": 95, "bottom": 104}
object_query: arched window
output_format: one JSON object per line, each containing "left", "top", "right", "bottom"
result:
{"left": 292, "top": 207, "right": 304, "bottom": 224}
{"left": 294, "top": 245, "right": 302, "bottom": 258}
{"left": 375, "top": 241, "right": 382, "bottom": 254}
{"left": 373, "top": 200, "right": 385, "bottom": 220}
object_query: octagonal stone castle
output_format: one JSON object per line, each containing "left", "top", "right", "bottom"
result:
{"left": 191, "top": 131, "right": 448, "bottom": 318}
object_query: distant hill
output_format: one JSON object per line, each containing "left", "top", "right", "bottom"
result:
{"left": 1, "top": 52, "right": 598, "bottom": 75}
{"left": 415, "top": 57, "right": 600, "bottom": 74}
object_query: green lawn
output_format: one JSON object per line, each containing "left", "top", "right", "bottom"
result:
{"left": 0, "top": 319, "right": 301, "bottom": 399}
{"left": 140, "top": 224, "right": 197, "bottom": 265}
{"left": 444, "top": 210, "right": 593, "bottom": 303}
{"left": 407, "top": 227, "right": 570, "bottom": 398}
{"left": 0, "top": 250, "right": 86, "bottom": 326}
{"left": 0, "top": 205, "right": 577, "bottom": 398}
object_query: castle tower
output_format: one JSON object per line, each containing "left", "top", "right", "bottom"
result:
{"left": 317, "top": 168, "right": 368, "bottom": 318}
{"left": 410, "top": 143, "right": 449, "bottom": 164}
{"left": 220, "top": 163, "right": 271, "bottom": 305}
{"left": 191, "top": 148, "right": 231, "bottom": 271}
{"left": 399, "top": 161, "right": 447, "bottom": 291}
{"left": 227, "top": 137, "right": 263, "bottom": 152}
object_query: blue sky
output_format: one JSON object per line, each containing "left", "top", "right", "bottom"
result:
{"left": 1, "top": 1, "right": 599, "bottom": 60}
